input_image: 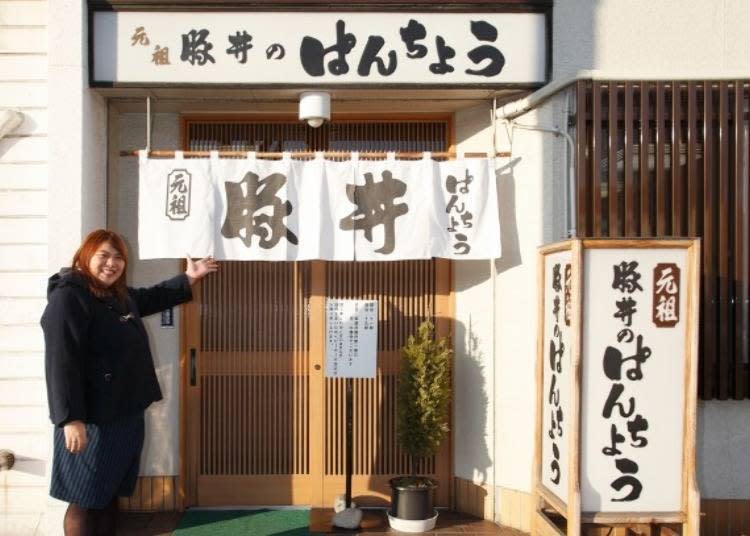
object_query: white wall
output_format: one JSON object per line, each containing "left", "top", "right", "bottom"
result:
{"left": 0, "top": 0, "right": 108, "bottom": 532}
{"left": 553, "top": 0, "right": 750, "bottom": 79}
{"left": 452, "top": 98, "right": 568, "bottom": 504}
{"left": 0, "top": 1, "right": 51, "bottom": 531}
{"left": 112, "top": 113, "right": 183, "bottom": 476}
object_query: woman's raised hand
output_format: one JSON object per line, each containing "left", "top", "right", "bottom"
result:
{"left": 185, "top": 255, "right": 219, "bottom": 285}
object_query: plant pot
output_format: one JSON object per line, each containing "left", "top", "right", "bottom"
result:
{"left": 387, "top": 510, "right": 438, "bottom": 532}
{"left": 388, "top": 476, "right": 438, "bottom": 522}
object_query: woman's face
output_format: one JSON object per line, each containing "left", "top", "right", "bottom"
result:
{"left": 88, "top": 241, "right": 125, "bottom": 287}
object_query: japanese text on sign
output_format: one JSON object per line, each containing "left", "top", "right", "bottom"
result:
{"left": 541, "top": 251, "right": 572, "bottom": 503}
{"left": 93, "top": 12, "right": 546, "bottom": 85}
{"left": 326, "top": 299, "right": 378, "bottom": 378}
{"left": 581, "top": 248, "right": 686, "bottom": 513}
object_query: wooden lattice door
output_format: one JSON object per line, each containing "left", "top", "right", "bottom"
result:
{"left": 182, "top": 118, "right": 453, "bottom": 507}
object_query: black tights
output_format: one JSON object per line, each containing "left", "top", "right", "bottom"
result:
{"left": 64, "top": 498, "right": 118, "bottom": 536}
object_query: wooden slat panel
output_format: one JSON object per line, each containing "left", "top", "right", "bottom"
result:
{"left": 672, "top": 80, "right": 684, "bottom": 236}
{"left": 734, "top": 80, "right": 748, "bottom": 399}
{"left": 608, "top": 82, "right": 620, "bottom": 237}
{"left": 187, "top": 119, "right": 452, "bottom": 506}
{"left": 655, "top": 82, "right": 668, "bottom": 236}
{"left": 624, "top": 82, "right": 636, "bottom": 236}
{"left": 577, "top": 81, "right": 590, "bottom": 236}
{"left": 687, "top": 82, "right": 699, "bottom": 237}
{"left": 718, "top": 81, "right": 731, "bottom": 399}
{"left": 580, "top": 80, "right": 750, "bottom": 400}
{"left": 640, "top": 81, "right": 652, "bottom": 237}
{"left": 592, "top": 82, "right": 603, "bottom": 237}
{"left": 702, "top": 81, "right": 717, "bottom": 399}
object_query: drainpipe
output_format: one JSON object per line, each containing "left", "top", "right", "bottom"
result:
{"left": 490, "top": 98, "right": 499, "bottom": 525}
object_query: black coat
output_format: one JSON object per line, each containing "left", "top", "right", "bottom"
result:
{"left": 42, "top": 269, "right": 192, "bottom": 426}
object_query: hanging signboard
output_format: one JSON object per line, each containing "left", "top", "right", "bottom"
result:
{"left": 326, "top": 299, "right": 378, "bottom": 379}
{"left": 91, "top": 11, "right": 546, "bottom": 86}
{"left": 533, "top": 239, "right": 700, "bottom": 536}
{"left": 137, "top": 152, "right": 502, "bottom": 261}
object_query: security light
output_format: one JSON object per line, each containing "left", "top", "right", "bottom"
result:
{"left": 299, "top": 91, "right": 330, "bottom": 128}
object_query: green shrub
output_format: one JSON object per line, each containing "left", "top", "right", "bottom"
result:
{"left": 396, "top": 320, "right": 452, "bottom": 475}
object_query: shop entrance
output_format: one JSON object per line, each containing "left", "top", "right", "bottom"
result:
{"left": 181, "top": 117, "right": 453, "bottom": 508}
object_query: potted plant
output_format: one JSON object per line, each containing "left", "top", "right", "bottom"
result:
{"left": 388, "top": 320, "right": 452, "bottom": 532}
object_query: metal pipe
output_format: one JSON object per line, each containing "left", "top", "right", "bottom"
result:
{"left": 495, "top": 69, "right": 750, "bottom": 121}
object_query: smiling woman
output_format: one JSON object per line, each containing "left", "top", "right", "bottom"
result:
{"left": 40, "top": 229, "right": 218, "bottom": 536}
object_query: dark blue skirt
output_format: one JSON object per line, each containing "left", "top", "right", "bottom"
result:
{"left": 50, "top": 412, "right": 144, "bottom": 509}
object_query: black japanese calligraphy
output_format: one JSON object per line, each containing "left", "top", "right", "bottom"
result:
{"left": 357, "top": 36, "right": 397, "bottom": 76}
{"left": 339, "top": 171, "right": 408, "bottom": 255}
{"left": 300, "top": 20, "right": 356, "bottom": 76}
{"left": 602, "top": 383, "right": 635, "bottom": 419}
{"left": 181, "top": 29, "right": 215, "bottom": 66}
{"left": 602, "top": 258, "right": 647, "bottom": 502}
{"left": 612, "top": 261, "right": 644, "bottom": 293}
{"left": 550, "top": 443, "right": 561, "bottom": 485}
{"left": 227, "top": 31, "right": 253, "bottom": 64}
{"left": 610, "top": 459, "right": 643, "bottom": 502}
{"left": 627, "top": 414, "right": 649, "bottom": 448}
{"left": 546, "top": 261, "right": 566, "bottom": 489}
{"left": 221, "top": 172, "right": 298, "bottom": 249}
{"left": 602, "top": 423, "right": 625, "bottom": 456}
{"left": 613, "top": 296, "right": 637, "bottom": 326}
{"left": 602, "top": 335, "right": 651, "bottom": 381}
{"left": 445, "top": 170, "right": 474, "bottom": 255}
{"left": 400, "top": 19, "right": 428, "bottom": 59}
{"left": 465, "top": 20, "right": 504, "bottom": 77}
{"left": 266, "top": 43, "right": 285, "bottom": 60}
{"left": 165, "top": 169, "right": 191, "bottom": 221}
{"left": 429, "top": 36, "right": 456, "bottom": 75}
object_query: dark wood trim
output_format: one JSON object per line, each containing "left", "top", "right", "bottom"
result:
{"left": 89, "top": 0, "right": 552, "bottom": 12}
{"left": 90, "top": 81, "right": 547, "bottom": 90}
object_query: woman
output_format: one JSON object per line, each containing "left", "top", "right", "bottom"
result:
{"left": 42, "top": 229, "right": 217, "bottom": 535}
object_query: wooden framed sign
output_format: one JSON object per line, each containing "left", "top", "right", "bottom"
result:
{"left": 533, "top": 239, "right": 700, "bottom": 536}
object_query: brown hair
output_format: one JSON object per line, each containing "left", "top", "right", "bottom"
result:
{"left": 71, "top": 229, "right": 129, "bottom": 303}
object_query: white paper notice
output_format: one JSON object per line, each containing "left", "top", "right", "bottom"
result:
{"left": 325, "top": 299, "right": 378, "bottom": 378}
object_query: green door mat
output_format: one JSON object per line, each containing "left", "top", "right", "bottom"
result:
{"left": 174, "top": 509, "right": 319, "bottom": 536}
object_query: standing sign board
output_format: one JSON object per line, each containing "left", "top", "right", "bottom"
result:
{"left": 326, "top": 299, "right": 378, "bottom": 379}
{"left": 533, "top": 239, "right": 700, "bottom": 536}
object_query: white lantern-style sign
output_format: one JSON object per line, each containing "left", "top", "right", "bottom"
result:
{"left": 533, "top": 238, "right": 700, "bottom": 536}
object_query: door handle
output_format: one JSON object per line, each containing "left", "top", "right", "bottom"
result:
{"left": 190, "top": 348, "right": 197, "bottom": 386}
